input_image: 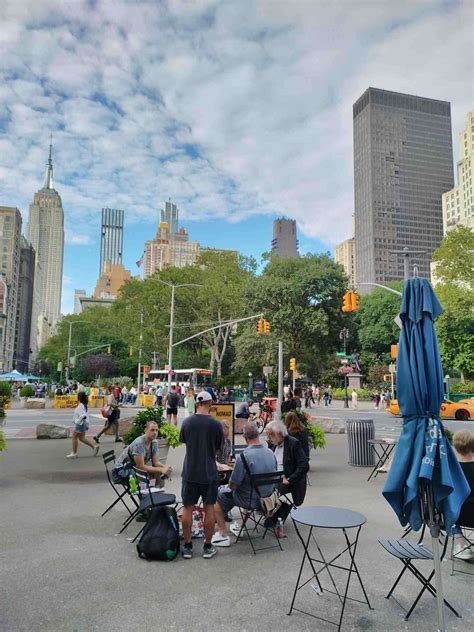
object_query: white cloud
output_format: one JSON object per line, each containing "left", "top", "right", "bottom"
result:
{"left": 65, "top": 232, "right": 93, "bottom": 246}
{"left": 0, "top": 0, "right": 472, "bottom": 252}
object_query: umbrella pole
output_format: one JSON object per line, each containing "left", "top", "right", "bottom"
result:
{"left": 423, "top": 482, "right": 446, "bottom": 632}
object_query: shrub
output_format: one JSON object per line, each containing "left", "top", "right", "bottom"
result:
{"left": 0, "top": 430, "right": 6, "bottom": 451}
{"left": 0, "top": 382, "right": 12, "bottom": 399}
{"left": 450, "top": 381, "right": 474, "bottom": 394}
{"left": 331, "top": 387, "right": 372, "bottom": 401}
{"left": 20, "top": 384, "right": 34, "bottom": 398}
{"left": 123, "top": 407, "right": 181, "bottom": 448}
{"left": 295, "top": 410, "right": 326, "bottom": 450}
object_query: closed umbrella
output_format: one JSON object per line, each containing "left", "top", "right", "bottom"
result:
{"left": 382, "top": 278, "right": 470, "bottom": 631}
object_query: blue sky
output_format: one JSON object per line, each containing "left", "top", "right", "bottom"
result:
{"left": 0, "top": 0, "right": 472, "bottom": 313}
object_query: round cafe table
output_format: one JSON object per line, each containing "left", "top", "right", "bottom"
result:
{"left": 288, "top": 506, "right": 373, "bottom": 631}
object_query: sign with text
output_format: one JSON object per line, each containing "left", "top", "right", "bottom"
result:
{"left": 209, "top": 402, "right": 235, "bottom": 447}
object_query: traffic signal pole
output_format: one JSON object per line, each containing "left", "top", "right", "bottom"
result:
{"left": 277, "top": 341, "right": 283, "bottom": 420}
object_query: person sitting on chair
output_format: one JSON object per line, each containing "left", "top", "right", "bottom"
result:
{"left": 266, "top": 420, "right": 309, "bottom": 507}
{"left": 211, "top": 421, "right": 277, "bottom": 548}
{"left": 112, "top": 421, "right": 172, "bottom": 486}
{"left": 235, "top": 399, "right": 253, "bottom": 419}
{"left": 452, "top": 430, "right": 474, "bottom": 560}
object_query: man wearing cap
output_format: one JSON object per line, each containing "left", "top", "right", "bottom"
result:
{"left": 179, "top": 390, "right": 224, "bottom": 560}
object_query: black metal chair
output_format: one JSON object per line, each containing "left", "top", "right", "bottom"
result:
{"left": 379, "top": 535, "right": 461, "bottom": 621}
{"left": 233, "top": 470, "right": 285, "bottom": 555}
{"left": 118, "top": 467, "right": 176, "bottom": 541}
{"left": 101, "top": 450, "right": 138, "bottom": 518}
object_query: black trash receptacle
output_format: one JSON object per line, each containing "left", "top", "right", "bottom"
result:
{"left": 346, "top": 418, "right": 375, "bottom": 467}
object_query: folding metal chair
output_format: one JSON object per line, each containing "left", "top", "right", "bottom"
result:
{"left": 118, "top": 468, "right": 176, "bottom": 541}
{"left": 101, "top": 450, "right": 138, "bottom": 518}
{"left": 379, "top": 535, "right": 461, "bottom": 621}
{"left": 233, "top": 470, "right": 285, "bottom": 555}
{"left": 451, "top": 524, "right": 474, "bottom": 576}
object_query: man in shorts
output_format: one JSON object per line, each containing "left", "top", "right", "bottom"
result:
{"left": 179, "top": 391, "right": 224, "bottom": 559}
{"left": 165, "top": 385, "right": 179, "bottom": 425}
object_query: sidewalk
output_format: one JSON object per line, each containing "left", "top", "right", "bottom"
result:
{"left": 0, "top": 434, "right": 471, "bottom": 631}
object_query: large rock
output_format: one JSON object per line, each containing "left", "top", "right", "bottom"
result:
{"left": 311, "top": 417, "right": 346, "bottom": 434}
{"left": 25, "top": 398, "right": 46, "bottom": 409}
{"left": 37, "top": 423, "right": 70, "bottom": 439}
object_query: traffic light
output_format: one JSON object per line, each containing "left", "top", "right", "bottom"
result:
{"left": 342, "top": 291, "right": 352, "bottom": 312}
{"left": 290, "top": 357, "right": 296, "bottom": 372}
{"left": 263, "top": 319, "right": 270, "bottom": 334}
{"left": 257, "top": 318, "right": 264, "bottom": 334}
{"left": 350, "top": 291, "right": 360, "bottom": 311}
{"left": 107, "top": 345, "right": 112, "bottom": 354}
{"left": 383, "top": 374, "right": 391, "bottom": 382}
{"left": 390, "top": 344, "right": 398, "bottom": 360}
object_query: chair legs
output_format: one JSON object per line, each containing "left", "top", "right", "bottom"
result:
{"left": 235, "top": 507, "right": 283, "bottom": 555}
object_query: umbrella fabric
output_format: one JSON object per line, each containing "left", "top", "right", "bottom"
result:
{"left": 0, "top": 370, "right": 28, "bottom": 381}
{"left": 383, "top": 278, "right": 470, "bottom": 533}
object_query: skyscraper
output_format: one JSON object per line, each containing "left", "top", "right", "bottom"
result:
{"left": 335, "top": 238, "right": 356, "bottom": 286}
{"left": 100, "top": 208, "right": 124, "bottom": 275}
{"left": 161, "top": 199, "right": 179, "bottom": 235}
{"left": 144, "top": 222, "right": 199, "bottom": 277}
{"left": 14, "top": 236, "right": 35, "bottom": 372}
{"left": 353, "top": 88, "right": 454, "bottom": 287}
{"left": 271, "top": 218, "right": 299, "bottom": 258}
{"left": 27, "top": 142, "right": 64, "bottom": 351}
{"left": 0, "top": 207, "right": 22, "bottom": 372}
{"left": 442, "top": 110, "right": 474, "bottom": 232}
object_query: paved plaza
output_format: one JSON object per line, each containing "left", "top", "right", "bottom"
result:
{"left": 1, "top": 430, "right": 472, "bottom": 632}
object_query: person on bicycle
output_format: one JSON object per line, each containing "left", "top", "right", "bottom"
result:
{"left": 235, "top": 399, "right": 253, "bottom": 420}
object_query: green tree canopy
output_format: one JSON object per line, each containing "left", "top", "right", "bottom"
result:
{"left": 356, "top": 282, "right": 402, "bottom": 358}
{"left": 431, "top": 225, "right": 474, "bottom": 289}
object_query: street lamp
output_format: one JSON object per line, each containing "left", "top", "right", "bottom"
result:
{"left": 156, "top": 279, "right": 204, "bottom": 392}
{"left": 248, "top": 372, "right": 253, "bottom": 399}
{"left": 66, "top": 320, "right": 91, "bottom": 381}
{"left": 339, "top": 327, "right": 350, "bottom": 409}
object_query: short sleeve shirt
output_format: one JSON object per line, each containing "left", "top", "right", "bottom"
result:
{"left": 179, "top": 414, "right": 224, "bottom": 484}
{"left": 230, "top": 444, "right": 278, "bottom": 507}
{"left": 115, "top": 436, "right": 158, "bottom": 467}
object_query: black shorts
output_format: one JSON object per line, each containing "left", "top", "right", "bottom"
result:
{"left": 181, "top": 480, "right": 219, "bottom": 507}
{"left": 167, "top": 407, "right": 178, "bottom": 416}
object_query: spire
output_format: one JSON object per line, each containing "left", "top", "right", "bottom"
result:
{"left": 43, "top": 135, "right": 54, "bottom": 189}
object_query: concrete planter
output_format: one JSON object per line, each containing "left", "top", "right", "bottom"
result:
{"left": 25, "top": 398, "right": 46, "bottom": 409}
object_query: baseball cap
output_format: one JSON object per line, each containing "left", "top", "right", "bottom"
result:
{"left": 196, "top": 391, "right": 213, "bottom": 403}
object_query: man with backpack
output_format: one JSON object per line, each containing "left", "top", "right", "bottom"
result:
{"left": 165, "top": 385, "right": 180, "bottom": 426}
{"left": 179, "top": 391, "right": 224, "bottom": 559}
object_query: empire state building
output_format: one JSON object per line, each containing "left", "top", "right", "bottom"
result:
{"left": 27, "top": 142, "right": 64, "bottom": 349}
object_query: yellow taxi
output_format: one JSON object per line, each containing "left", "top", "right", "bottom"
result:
{"left": 387, "top": 398, "right": 474, "bottom": 421}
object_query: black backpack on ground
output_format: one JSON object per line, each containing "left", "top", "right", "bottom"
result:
{"left": 136, "top": 506, "right": 180, "bottom": 561}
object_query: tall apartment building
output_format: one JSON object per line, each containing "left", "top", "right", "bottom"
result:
{"left": 144, "top": 222, "right": 199, "bottom": 277}
{"left": 442, "top": 111, "right": 474, "bottom": 232}
{"left": 353, "top": 88, "right": 454, "bottom": 287}
{"left": 27, "top": 143, "right": 64, "bottom": 353}
{"left": 335, "top": 237, "right": 356, "bottom": 286}
{"left": 271, "top": 218, "right": 299, "bottom": 258}
{"left": 0, "top": 207, "right": 22, "bottom": 372}
{"left": 14, "top": 237, "right": 35, "bottom": 372}
{"left": 100, "top": 208, "right": 124, "bottom": 275}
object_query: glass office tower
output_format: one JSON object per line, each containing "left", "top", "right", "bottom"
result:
{"left": 100, "top": 208, "right": 124, "bottom": 275}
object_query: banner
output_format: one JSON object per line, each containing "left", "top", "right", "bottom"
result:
{"left": 209, "top": 403, "right": 235, "bottom": 447}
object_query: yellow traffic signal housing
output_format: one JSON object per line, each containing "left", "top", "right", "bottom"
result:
{"left": 383, "top": 374, "right": 391, "bottom": 382}
{"left": 290, "top": 357, "right": 296, "bottom": 372}
{"left": 129, "top": 347, "right": 133, "bottom": 357}
{"left": 390, "top": 344, "right": 398, "bottom": 360}
{"left": 257, "top": 318, "right": 264, "bottom": 334}
{"left": 107, "top": 345, "right": 112, "bottom": 354}
{"left": 342, "top": 291, "right": 352, "bottom": 312}
{"left": 350, "top": 291, "right": 360, "bottom": 311}
{"left": 263, "top": 320, "right": 270, "bottom": 334}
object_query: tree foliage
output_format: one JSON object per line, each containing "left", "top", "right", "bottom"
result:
{"left": 431, "top": 226, "right": 474, "bottom": 289}
{"left": 356, "top": 282, "right": 402, "bottom": 357}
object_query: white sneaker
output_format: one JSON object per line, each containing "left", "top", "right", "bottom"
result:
{"left": 230, "top": 521, "right": 243, "bottom": 537}
{"left": 66, "top": 453, "right": 78, "bottom": 459}
{"left": 211, "top": 532, "right": 231, "bottom": 547}
{"left": 453, "top": 543, "right": 474, "bottom": 560}
{"left": 93, "top": 444, "right": 100, "bottom": 457}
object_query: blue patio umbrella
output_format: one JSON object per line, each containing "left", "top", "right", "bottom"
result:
{"left": 383, "top": 277, "right": 470, "bottom": 630}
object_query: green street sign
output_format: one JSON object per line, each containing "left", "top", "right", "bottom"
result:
{"left": 336, "top": 352, "right": 345, "bottom": 357}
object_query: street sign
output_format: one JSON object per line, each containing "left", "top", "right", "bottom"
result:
{"left": 263, "top": 366, "right": 273, "bottom": 375}
{"left": 336, "top": 352, "right": 345, "bottom": 357}
{"left": 341, "top": 358, "right": 349, "bottom": 364}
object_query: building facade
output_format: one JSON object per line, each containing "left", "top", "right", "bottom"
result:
{"left": 335, "top": 237, "right": 356, "bottom": 286}
{"left": 93, "top": 262, "right": 132, "bottom": 299}
{"left": 353, "top": 88, "right": 454, "bottom": 288}
{"left": 161, "top": 199, "right": 179, "bottom": 236}
{"left": 74, "top": 289, "right": 86, "bottom": 314}
{"left": 144, "top": 222, "right": 199, "bottom": 277}
{"left": 442, "top": 111, "right": 474, "bottom": 232}
{"left": 14, "top": 236, "right": 35, "bottom": 372}
{"left": 271, "top": 219, "right": 299, "bottom": 258}
{"left": 27, "top": 143, "right": 64, "bottom": 351}
{"left": 0, "top": 207, "right": 22, "bottom": 372}
{"left": 100, "top": 208, "right": 124, "bottom": 275}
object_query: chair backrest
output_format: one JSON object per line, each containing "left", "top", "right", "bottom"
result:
{"left": 133, "top": 467, "right": 155, "bottom": 503}
{"left": 249, "top": 470, "right": 284, "bottom": 498}
{"left": 102, "top": 450, "right": 116, "bottom": 484}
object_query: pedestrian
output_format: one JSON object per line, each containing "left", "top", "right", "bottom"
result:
{"left": 165, "top": 385, "right": 180, "bottom": 426}
{"left": 351, "top": 388, "right": 358, "bottom": 410}
{"left": 184, "top": 386, "right": 195, "bottom": 415}
{"left": 327, "top": 386, "right": 333, "bottom": 406}
{"left": 374, "top": 391, "right": 381, "bottom": 409}
{"left": 323, "top": 389, "right": 329, "bottom": 407}
{"left": 129, "top": 384, "right": 137, "bottom": 405}
{"left": 66, "top": 392, "right": 99, "bottom": 459}
{"left": 179, "top": 391, "right": 224, "bottom": 560}
{"left": 94, "top": 385, "right": 121, "bottom": 443}
{"left": 155, "top": 384, "right": 163, "bottom": 406}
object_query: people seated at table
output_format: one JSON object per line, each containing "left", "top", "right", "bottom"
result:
{"left": 112, "top": 421, "right": 172, "bottom": 486}
{"left": 266, "top": 420, "right": 309, "bottom": 507}
{"left": 452, "top": 429, "right": 474, "bottom": 560}
{"left": 211, "top": 421, "right": 277, "bottom": 547}
{"left": 285, "top": 412, "right": 310, "bottom": 460}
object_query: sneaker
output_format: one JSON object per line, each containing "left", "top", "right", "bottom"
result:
{"left": 93, "top": 444, "right": 100, "bottom": 457}
{"left": 202, "top": 543, "right": 217, "bottom": 559}
{"left": 182, "top": 543, "right": 193, "bottom": 559}
{"left": 230, "top": 521, "right": 243, "bottom": 537}
{"left": 453, "top": 543, "right": 474, "bottom": 560}
{"left": 93, "top": 436, "right": 100, "bottom": 444}
{"left": 211, "top": 532, "right": 231, "bottom": 547}
{"left": 224, "top": 512, "right": 233, "bottom": 523}
{"left": 66, "top": 453, "right": 78, "bottom": 459}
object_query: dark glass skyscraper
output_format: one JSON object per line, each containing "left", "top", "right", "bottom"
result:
{"left": 100, "top": 208, "right": 124, "bottom": 275}
{"left": 353, "top": 88, "right": 454, "bottom": 287}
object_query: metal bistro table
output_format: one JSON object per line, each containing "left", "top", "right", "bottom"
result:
{"left": 288, "top": 506, "right": 373, "bottom": 631}
{"left": 367, "top": 438, "right": 397, "bottom": 481}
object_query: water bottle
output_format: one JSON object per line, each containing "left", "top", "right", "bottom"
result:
{"left": 276, "top": 517, "right": 285, "bottom": 538}
{"left": 129, "top": 474, "right": 138, "bottom": 494}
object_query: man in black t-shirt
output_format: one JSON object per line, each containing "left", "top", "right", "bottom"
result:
{"left": 179, "top": 391, "right": 224, "bottom": 560}
{"left": 165, "top": 385, "right": 180, "bottom": 426}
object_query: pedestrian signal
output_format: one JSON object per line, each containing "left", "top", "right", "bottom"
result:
{"left": 263, "top": 320, "right": 270, "bottom": 334}
{"left": 257, "top": 318, "right": 264, "bottom": 334}
{"left": 290, "top": 357, "right": 296, "bottom": 372}
{"left": 342, "top": 292, "right": 352, "bottom": 312}
{"left": 390, "top": 344, "right": 398, "bottom": 360}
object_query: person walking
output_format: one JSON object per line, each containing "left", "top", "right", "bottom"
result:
{"left": 184, "top": 386, "right": 195, "bottom": 415}
{"left": 179, "top": 391, "right": 224, "bottom": 560}
{"left": 351, "top": 389, "right": 358, "bottom": 410}
{"left": 155, "top": 384, "right": 163, "bottom": 406}
{"left": 165, "top": 385, "right": 180, "bottom": 426}
{"left": 66, "top": 392, "right": 99, "bottom": 459}
{"left": 94, "top": 385, "right": 121, "bottom": 443}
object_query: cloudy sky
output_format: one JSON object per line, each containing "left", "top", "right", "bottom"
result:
{"left": 1, "top": 0, "right": 472, "bottom": 313}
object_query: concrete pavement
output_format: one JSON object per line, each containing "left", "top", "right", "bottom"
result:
{"left": 0, "top": 432, "right": 472, "bottom": 631}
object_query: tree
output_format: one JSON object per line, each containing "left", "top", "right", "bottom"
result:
{"left": 80, "top": 354, "right": 117, "bottom": 379}
{"left": 356, "top": 282, "right": 403, "bottom": 357}
{"left": 431, "top": 226, "right": 474, "bottom": 289}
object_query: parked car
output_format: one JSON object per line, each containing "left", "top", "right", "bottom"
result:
{"left": 387, "top": 398, "right": 474, "bottom": 420}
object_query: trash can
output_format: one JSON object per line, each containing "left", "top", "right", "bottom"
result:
{"left": 346, "top": 418, "right": 375, "bottom": 467}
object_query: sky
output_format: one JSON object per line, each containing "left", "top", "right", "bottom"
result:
{"left": 0, "top": 0, "right": 473, "bottom": 314}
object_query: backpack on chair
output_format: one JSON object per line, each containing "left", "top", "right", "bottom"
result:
{"left": 136, "top": 506, "right": 180, "bottom": 561}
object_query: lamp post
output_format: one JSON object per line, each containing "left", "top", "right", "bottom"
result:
{"left": 248, "top": 372, "right": 253, "bottom": 399}
{"left": 339, "top": 327, "right": 350, "bottom": 408}
{"left": 66, "top": 320, "right": 90, "bottom": 381}
{"left": 156, "top": 280, "right": 204, "bottom": 393}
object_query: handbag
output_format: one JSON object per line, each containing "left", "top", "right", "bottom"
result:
{"left": 100, "top": 405, "right": 111, "bottom": 419}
